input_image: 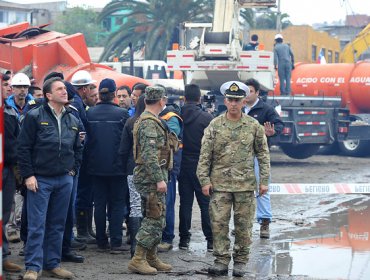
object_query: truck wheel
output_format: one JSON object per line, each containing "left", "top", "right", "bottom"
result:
{"left": 280, "top": 144, "right": 321, "bottom": 159}
{"left": 338, "top": 140, "right": 370, "bottom": 157}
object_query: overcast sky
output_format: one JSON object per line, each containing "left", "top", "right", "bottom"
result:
{"left": 7, "top": 0, "right": 370, "bottom": 25}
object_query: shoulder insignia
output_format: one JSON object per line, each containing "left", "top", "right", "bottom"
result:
{"left": 28, "top": 100, "right": 36, "bottom": 105}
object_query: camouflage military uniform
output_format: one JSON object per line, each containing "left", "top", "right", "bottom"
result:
{"left": 133, "top": 110, "right": 170, "bottom": 249}
{"left": 197, "top": 112, "right": 270, "bottom": 266}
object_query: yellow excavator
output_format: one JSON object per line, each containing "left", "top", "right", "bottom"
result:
{"left": 340, "top": 23, "right": 370, "bottom": 63}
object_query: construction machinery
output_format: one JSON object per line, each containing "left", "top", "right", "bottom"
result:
{"left": 167, "top": 0, "right": 277, "bottom": 92}
{"left": 273, "top": 61, "right": 370, "bottom": 157}
{"left": 0, "top": 22, "right": 148, "bottom": 89}
{"left": 340, "top": 23, "right": 370, "bottom": 63}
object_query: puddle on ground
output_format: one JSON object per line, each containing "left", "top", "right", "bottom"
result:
{"left": 269, "top": 199, "right": 370, "bottom": 279}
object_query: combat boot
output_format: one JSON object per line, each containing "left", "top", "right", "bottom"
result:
{"left": 208, "top": 262, "right": 228, "bottom": 276}
{"left": 76, "top": 210, "right": 96, "bottom": 244}
{"left": 128, "top": 245, "right": 157, "bottom": 275}
{"left": 147, "top": 246, "right": 172, "bottom": 271}
{"left": 232, "top": 262, "right": 247, "bottom": 277}
{"left": 260, "top": 219, "right": 270, "bottom": 239}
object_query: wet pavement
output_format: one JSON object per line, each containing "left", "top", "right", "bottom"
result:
{"left": 4, "top": 151, "right": 370, "bottom": 279}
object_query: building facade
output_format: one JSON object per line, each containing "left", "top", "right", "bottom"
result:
{"left": 250, "top": 25, "right": 341, "bottom": 63}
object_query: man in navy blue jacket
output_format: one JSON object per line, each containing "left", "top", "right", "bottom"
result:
{"left": 178, "top": 84, "right": 214, "bottom": 250}
{"left": 244, "top": 78, "right": 284, "bottom": 239}
{"left": 18, "top": 77, "right": 83, "bottom": 280}
{"left": 85, "top": 78, "right": 130, "bottom": 253}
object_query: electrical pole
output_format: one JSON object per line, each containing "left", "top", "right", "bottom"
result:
{"left": 276, "top": 0, "right": 282, "bottom": 33}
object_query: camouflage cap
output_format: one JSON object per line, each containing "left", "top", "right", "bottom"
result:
{"left": 145, "top": 86, "right": 165, "bottom": 101}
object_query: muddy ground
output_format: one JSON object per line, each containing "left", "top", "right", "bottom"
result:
{"left": 5, "top": 148, "right": 370, "bottom": 280}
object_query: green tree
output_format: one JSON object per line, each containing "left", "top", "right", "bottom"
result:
{"left": 97, "top": 0, "right": 214, "bottom": 61}
{"left": 53, "top": 7, "right": 105, "bottom": 47}
{"left": 255, "top": 12, "right": 292, "bottom": 29}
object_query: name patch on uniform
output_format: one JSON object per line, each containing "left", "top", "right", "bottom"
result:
{"left": 40, "top": 122, "right": 49, "bottom": 125}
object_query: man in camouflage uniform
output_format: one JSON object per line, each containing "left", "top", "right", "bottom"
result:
{"left": 197, "top": 81, "right": 270, "bottom": 277}
{"left": 128, "top": 86, "right": 173, "bottom": 275}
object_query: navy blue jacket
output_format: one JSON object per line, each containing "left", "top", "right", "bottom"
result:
{"left": 17, "top": 103, "right": 83, "bottom": 178}
{"left": 247, "top": 99, "right": 284, "bottom": 145}
{"left": 180, "top": 103, "right": 213, "bottom": 170}
{"left": 4, "top": 101, "right": 20, "bottom": 166}
{"left": 119, "top": 117, "right": 136, "bottom": 175}
{"left": 86, "top": 102, "right": 129, "bottom": 176}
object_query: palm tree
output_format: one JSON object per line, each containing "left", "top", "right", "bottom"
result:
{"left": 98, "top": 0, "right": 214, "bottom": 61}
{"left": 255, "top": 12, "right": 292, "bottom": 30}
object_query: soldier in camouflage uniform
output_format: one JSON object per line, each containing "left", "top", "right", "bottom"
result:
{"left": 128, "top": 86, "right": 173, "bottom": 275}
{"left": 197, "top": 81, "right": 270, "bottom": 277}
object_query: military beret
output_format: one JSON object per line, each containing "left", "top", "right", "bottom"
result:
{"left": 99, "top": 78, "right": 116, "bottom": 93}
{"left": 220, "top": 81, "right": 250, "bottom": 98}
{"left": 145, "top": 86, "right": 165, "bottom": 101}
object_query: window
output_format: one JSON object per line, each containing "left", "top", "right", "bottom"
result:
{"left": 102, "top": 18, "right": 111, "bottom": 31}
{"left": 328, "top": 50, "right": 333, "bottom": 63}
{"left": 0, "top": 11, "right": 9, "bottom": 22}
{"left": 115, "top": 16, "right": 123, "bottom": 26}
{"left": 312, "top": 45, "right": 317, "bottom": 62}
{"left": 335, "top": 52, "right": 339, "bottom": 63}
{"left": 322, "top": 48, "right": 326, "bottom": 57}
{"left": 15, "top": 12, "right": 27, "bottom": 23}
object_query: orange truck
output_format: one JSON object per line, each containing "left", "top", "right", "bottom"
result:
{"left": 270, "top": 62, "right": 370, "bottom": 158}
{"left": 0, "top": 22, "right": 148, "bottom": 90}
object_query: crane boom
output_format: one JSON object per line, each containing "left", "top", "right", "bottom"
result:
{"left": 167, "top": 0, "right": 277, "bottom": 91}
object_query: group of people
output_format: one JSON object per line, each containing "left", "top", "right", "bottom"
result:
{"left": 243, "top": 33, "right": 295, "bottom": 95}
{"left": 2, "top": 63, "right": 283, "bottom": 278}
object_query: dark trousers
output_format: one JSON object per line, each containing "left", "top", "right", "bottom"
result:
{"left": 178, "top": 168, "right": 212, "bottom": 242}
{"left": 2, "top": 166, "right": 16, "bottom": 260}
{"left": 76, "top": 162, "right": 93, "bottom": 212}
{"left": 92, "top": 175, "right": 128, "bottom": 248}
{"left": 20, "top": 190, "right": 28, "bottom": 242}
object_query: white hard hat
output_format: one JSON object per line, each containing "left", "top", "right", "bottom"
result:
{"left": 11, "top": 73, "right": 31, "bottom": 86}
{"left": 70, "top": 70, "right": 96, "bottom": 86}
{"left": 275, "top": 34, "right": 283, "bottom": 40}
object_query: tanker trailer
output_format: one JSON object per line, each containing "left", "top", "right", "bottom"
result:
{"left": 273, "top": 61, "right": 370, "bottom": 157}
{"left": 0, "top": 22, "right": 148, "bottom": 91}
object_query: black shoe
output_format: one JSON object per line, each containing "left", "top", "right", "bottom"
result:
{"left": 71, "top": 239, "right": 87, "bottom": 250}
{"left": 110, "top": 245, "right": 129, "bottom": 254}
{"left": 97, "top": 243, "right": 110, "bottom": 252}
{"left": 208, "top": 262, "right": 228, "bottom": 276}
{"left": 62, "top": 251, "right": 85, "bottom": 263}
{"left": 207, "top": 240, "right": 213, "bottom": 252}
{"left": 179, "top": 239, "right": 190, "bottom": 250}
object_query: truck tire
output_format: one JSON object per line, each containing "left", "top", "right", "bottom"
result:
{"left": 280, "top": 144, "right": 321, "bottom": 159}
{"left": 338, "top": 140, "right": 370, "bottom": 157}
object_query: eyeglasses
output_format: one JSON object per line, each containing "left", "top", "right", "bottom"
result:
{"left": 13, "top": 85, "right": 29, "bottom": 89}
